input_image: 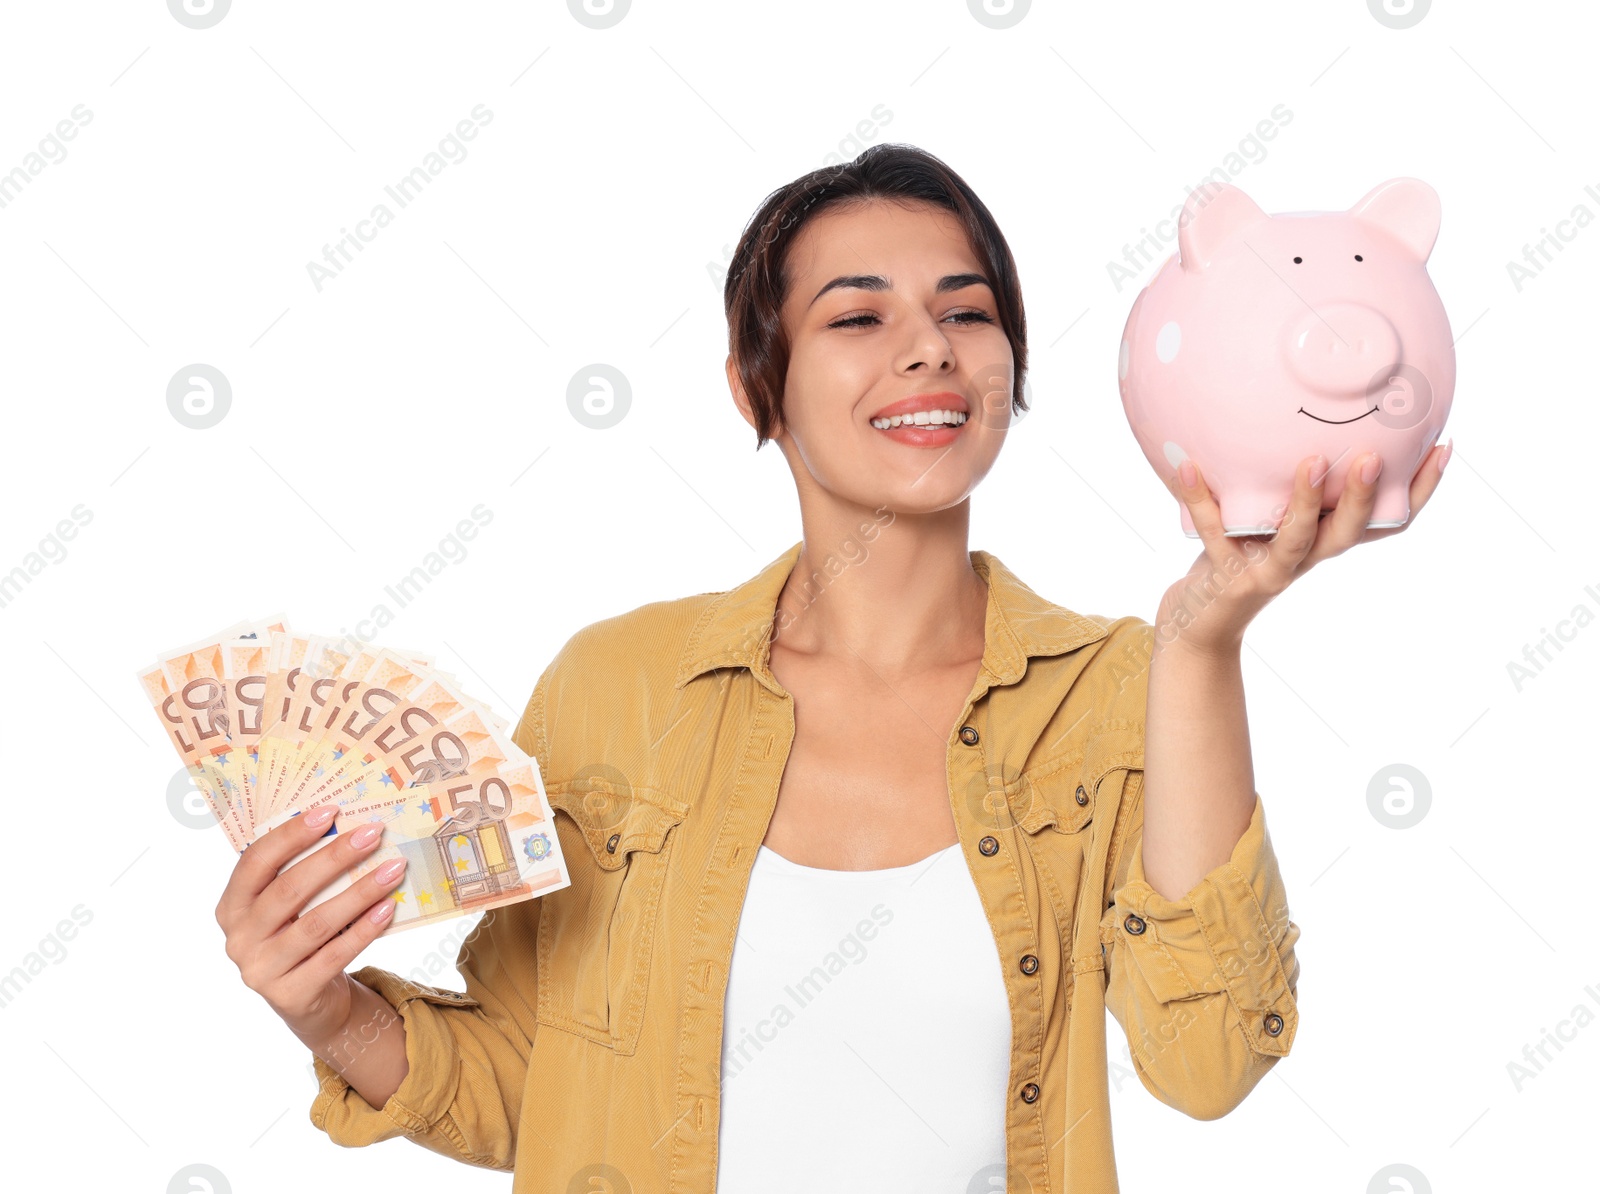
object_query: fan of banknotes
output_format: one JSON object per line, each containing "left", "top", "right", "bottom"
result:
{"left": 137, "top": 614, "right": 571, "bottom": 936}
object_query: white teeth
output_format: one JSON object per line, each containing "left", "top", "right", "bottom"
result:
{"left": 870, "top": 409, "right": 968, "bottom": 430}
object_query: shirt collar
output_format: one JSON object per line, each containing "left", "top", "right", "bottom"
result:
{"left": 673, "top": 539, "right": 1111, "bottom": 692}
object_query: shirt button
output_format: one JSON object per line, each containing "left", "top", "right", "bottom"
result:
{"left": 1019, "top": 954, "right": 1039, "bottom": 975}
{"left": 1019, "top": 1082, "right": 1040, "bottom": 1104}
{"left": 959, "top": 725, "right": 980, "bottom": 746}
{"left": 605, "top": 832, "right": 620, "bottom": 853}
{"left": 1263, "top": 1013, "right": 1285, "bottom": 1037}
{"left": 1074, "top": 785, "right": 1089, "bottom": 806}
{"left": 978, "top": 835, "right": 999, "bottom": 856}
{"left": 1123, "top": 913, "right": 1146, "bottom": 935}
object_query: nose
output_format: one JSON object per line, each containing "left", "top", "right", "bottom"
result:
{"left": 1281, "top": 302, "right": 1401, "bottom": 396}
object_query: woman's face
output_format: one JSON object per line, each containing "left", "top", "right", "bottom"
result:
{"left": 736, "top": 198, "right": 1015, "bottom": 514}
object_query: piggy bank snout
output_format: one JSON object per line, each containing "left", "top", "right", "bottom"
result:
{"left": 1281, "top": 302, "right": 1401, "bottom": 397}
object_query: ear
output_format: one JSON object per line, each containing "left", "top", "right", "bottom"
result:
{"left": 1346, "top": 177, "right": 1441, "bottom": 262}
{"left": 727, "top": 354, "right": 756, "bottom": 430}
{"left": 1177, "top": 182, "right": 1269, "bottom": 273}
{"left": 727, "top": 353, "right": 780, "bottom": 441}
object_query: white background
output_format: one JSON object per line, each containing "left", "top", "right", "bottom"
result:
{"left": 0, "top": 1, "right": 1594, "bottom": 1191}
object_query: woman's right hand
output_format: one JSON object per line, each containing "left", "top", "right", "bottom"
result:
{"left": 214, "top": 805, "right": 409, "bottom": 1046}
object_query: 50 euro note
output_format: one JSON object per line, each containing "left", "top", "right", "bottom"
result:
{"left": 250, "top": 631, "right": 444, "bottom": 825}
{"left": 252, "top": 630, "right": 314, "bottom": 824}
{"left": 305, "top": 701, "right": 516, "bottom": 829}
{"left": 269, "top": 641, "right": 414, "bottom": 816}
{"left": 144, "top": 615, "right": 570, "bottom": 937}
{"left": 139, "top": 659, "right": 244, "bottom": 852}
{"left": 275, "top": 637, "right": 442, "bottom": 807}
{"left": 259, "top": 635, "right": 360, "bottom": 822}
{"left": 218, "top": 634, "right": 277, "bottom": 834}
{"left": 257, "top": 756, "right": 569, "bottom": 937}
{"left": 138, "top": 614, "right": 289, "bottom": 852}
{"left": 268, "top": 648, "right": 443, "bottom": 822}
{"left": 293, "top": 660, "right": 510, "bottom": 814}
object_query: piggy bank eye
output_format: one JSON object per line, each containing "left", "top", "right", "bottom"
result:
{"left": 1292, "top": 256, "right": 1303, "bottom": 264}
{"left": 1354, "top": 254, "right": 1364, "bottom": 262}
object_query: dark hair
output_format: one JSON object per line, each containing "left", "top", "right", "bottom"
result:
{"left": 723, "top": 142, "right": 1029, "bottom": 449}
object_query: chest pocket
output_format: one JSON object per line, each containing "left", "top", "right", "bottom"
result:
{"left": 1015, "top": 729, "right": 1139, "bottom": 837}
{"left": 1016, "top": 733, "right": 1144, "bottom": 1006}
{"left": 535, "top": 782, "right": 684, "bottom": 1055}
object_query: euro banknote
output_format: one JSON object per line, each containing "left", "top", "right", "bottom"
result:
{"left": 138, "top": 616, "right": 570, "bottom": 935}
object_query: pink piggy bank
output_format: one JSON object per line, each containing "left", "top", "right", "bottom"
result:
{"left": 1117, "top": 177, "right": 1454, "bottom": 537}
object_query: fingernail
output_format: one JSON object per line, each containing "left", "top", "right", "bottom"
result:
{"left": 1179, "top": 459, "right": 1197, "bottom": 488}
{"left": 304, "top": 805, "right": 336, "bottom": 828}
{"left": 1311, "top": 455, "right": 1329, "bottom": 485}
{"left": 1360, "top": 454, "right": 1382, "bottom": 485}
{"left": 351, "top": 823, "right": 383, "bottom": 849}
{"left": 1438, "top": 438, "right": 1453, "bottom": 474}
{"left": 374, "top": 857, "right": 407, "bottom": 884}
{"left": 368, "top": 900, "right": 396, "bottom": 925}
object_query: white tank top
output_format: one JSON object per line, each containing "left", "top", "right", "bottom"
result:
{"left": 716, "top": 841, "right": 1013, "bottom": 1192}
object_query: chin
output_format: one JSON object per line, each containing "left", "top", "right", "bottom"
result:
{"left": 864, "top": 479, "right": 981, "bottom": 515}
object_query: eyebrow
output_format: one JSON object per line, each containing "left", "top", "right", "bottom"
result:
{"left": 808, "top": 272, "right": 992, "bottom": 308}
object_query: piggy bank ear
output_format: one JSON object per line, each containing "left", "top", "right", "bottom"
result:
{"left": 1347, "top": 177, "right": 1441, "bottom": 262}
{"left": 1177, "top": 182, "right": 1268, "bottom": 273}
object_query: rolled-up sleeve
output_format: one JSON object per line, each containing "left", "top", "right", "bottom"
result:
{"left": 1098, "top": 774, "right": 1301, "bottom": 1120}
{"left": 307, "top": 906, "right": 540, "bottom": 1167}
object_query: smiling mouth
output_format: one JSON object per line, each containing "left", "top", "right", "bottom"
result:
{"left": 1299, "top": 406, "right": 1379, "bottom": 425}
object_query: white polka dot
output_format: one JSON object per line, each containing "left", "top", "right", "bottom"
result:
{"left": 1155, "top": 321, "right": 1182, "bottom": 363}
{"left": 1118, "top": 340, "right": 1130, "bottom": 381}
{"left": 1162, "top": 441, "right": 1189, "bottom": 470}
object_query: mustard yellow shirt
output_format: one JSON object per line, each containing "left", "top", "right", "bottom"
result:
{"left": 308, "top": 538, "right": 1302, "bottom": 1190}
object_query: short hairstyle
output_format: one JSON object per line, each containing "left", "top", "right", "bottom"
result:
{"left": 723, "top": 142, "right": 1029, "bottom": 449}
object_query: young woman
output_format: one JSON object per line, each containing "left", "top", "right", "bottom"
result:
{"left": 216, "top": 144, "right": 1450, "bottom": 1191}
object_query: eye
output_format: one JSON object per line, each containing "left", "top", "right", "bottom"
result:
{"left": 826, "top": 308, "right": 996, "bottom": 330}
{"left": 1293, "top": 256, "right": 1303, "bottom": 264}
{"left": 1354, "top": 254, "right": 1364, "bottom": 262}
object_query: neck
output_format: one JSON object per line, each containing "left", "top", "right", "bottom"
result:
{"left": 773, "top": 502, "right": 989, "bottom": 680}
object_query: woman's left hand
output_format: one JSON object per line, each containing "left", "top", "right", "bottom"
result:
{"left": 1157, "top": 440, "right": 1454, "bottom": 658}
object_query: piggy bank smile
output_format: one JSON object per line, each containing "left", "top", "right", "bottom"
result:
{"left": 1299, "top": 405, "right": 1379, "bottom": 425}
